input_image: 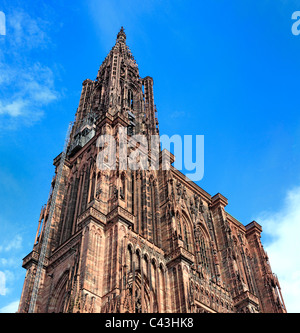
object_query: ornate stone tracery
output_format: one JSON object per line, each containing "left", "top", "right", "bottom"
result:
{"left": 18, "top": 27, "right": 286, "bottom": 314}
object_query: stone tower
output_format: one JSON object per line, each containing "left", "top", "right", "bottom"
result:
{"left": 18, "top": 28, "right": 286, "bottom": 313}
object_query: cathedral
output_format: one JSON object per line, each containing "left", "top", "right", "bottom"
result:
{"left": 18, "top": 28, "right": 286, "bottom": 313}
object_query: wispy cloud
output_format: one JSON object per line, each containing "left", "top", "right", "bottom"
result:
{"left": 0, "top": 9, "right": 59, "bottom": 129}
{"left": 256, "top": 186, "right": 300, "bottom": 313}
{"left": 0, "top": 234, "right": 22, "bottom": 253}
{"left": 1, "top": 270, "right": 16, "bottom": 296}
{"left": 0, "top": 233, "right": 24, "bottom": 299}
{"left": 7, "top": 10, "right": 51, "bottom": 51}
{"left": 0, "top": 62, "right": 58, "bottom": 125}
{"left": 0, "top": 99, "right": 28, "bottom": 117}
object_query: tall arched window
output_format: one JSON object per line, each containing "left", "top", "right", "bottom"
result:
{"left": 127, "top": 245, "right": 133, "bottom": 273}
{"left": 135, "top": 172, "right": 144, "bottom": 235}
{"left": 182, "top": 216, "right": 194, "bottom": 254}
{"left": 120, "top": 172, "right": 126, "bottom": 200}
{"left": 194, "top": 226, "right": 212, "bottom": 277}
{"left": 48, "top": 270, "right": 70, "bottom": 313}
{"left": 150, "top": 178, "right": 160, "bottom": 246}
{"left": 151, "top": 260, "right": 158, "bottom": 312}
{"left": 158, "top": 264, "right": 166, "bottom": 312}
{"left": 89, "top": 171, "right": 96, "bottom": 202}
{"left": 80, "top": 165, "right": 90, "bottom": 213}
{"left": 61, "top": 177, "right": 79, "bottom": 244}
{"left": 98, "top": 85, "right": 102, "bottom": 109}
{"left": 199, "top": 234, "right": 210, "bottom": 271}
{"left": 143, "top": 255, "right": 149, "bottom": 280}
{"left": 135, "top": 250, "right": 141, "bottom": 272}
{"left": 176, "top": 212, "right": 182, "bottom": 239}
{"left": 128, "top": 89, "right": 133, "bottom": 109}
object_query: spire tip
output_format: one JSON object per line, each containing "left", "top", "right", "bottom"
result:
{"left": 117, "top": 26, "right": 126, "bottom": 42}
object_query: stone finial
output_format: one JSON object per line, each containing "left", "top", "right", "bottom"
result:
{"left": 117, "top": 26, "right": 126, "bottom": 42}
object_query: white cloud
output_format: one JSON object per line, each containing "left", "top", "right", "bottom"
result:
{"left": 0, "top": 270, "right": 16, "bottom": 296}
{"left": 0, "top": 234, "right": 22, "bottom": 253}
{"left": 0, "top": 63, "right": 58, "bottom": 126}
{"left": 0, "top": 300, "right": 19, "bottom": 313}
{"left": 0, "top": 99, "right": 28, "bottom": 117}
{"left": 0, "top": 10, "right": 59, "bottom": 128}
{"left": 4, "top": 235, "right": 22, "bottom": 252}
{"left": 7, "top": 10, "right": 51, "bottom": 50}
{"left": 0, "top": 258, "right": 18, "bottom": 267}
{"left": 0, "top": 271, "right": 6, "bottom": 295}
{"left": 256, "top": 186, "right": 300, "bottom": 313}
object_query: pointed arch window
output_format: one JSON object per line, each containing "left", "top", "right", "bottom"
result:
{"left": 176, "top": 212, "right": 182, "bottom": 239}
{"left": 128, "top": 89, "right": 133, "bottom": 109}
{"left": 181, "top": 216, "right": 194, "bottom": 254}
{"left": 150, "top": 178, "right": 160, "bottom": 246}
{"left": 135, "top": 250, "right": 141, "bottom": 272}
{"left": 89, "top": 171, "right": 96, "bottom": 202}
{"left": 98, "top": 85, "right": 103, "bottom": 108}
{"left": 195, "top": 226, "right": 212, "bottom": 276}
{"left": 120, "top": 172, "right": 126, "bottom": 200}
{"left": 199, "top": 235, "right": 210, "bottom": 271}
{"left": 126, "top": 245, "right": 133, "bottom": 274}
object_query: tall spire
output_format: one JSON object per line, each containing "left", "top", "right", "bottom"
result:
{"left": 116, "top": 26, "right": 126, "bottom": 43}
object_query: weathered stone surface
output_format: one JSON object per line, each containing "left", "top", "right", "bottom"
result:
{"left": 18, "top": 28, "right": 286, "bottom": 314}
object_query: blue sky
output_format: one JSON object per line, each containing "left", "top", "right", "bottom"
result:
{"left": 0, "top": 0, "right": 300, "bottom": 313}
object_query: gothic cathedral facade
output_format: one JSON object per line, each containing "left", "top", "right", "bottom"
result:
{"left": 18, "top": 28, "right": 286, "bottom": 313}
